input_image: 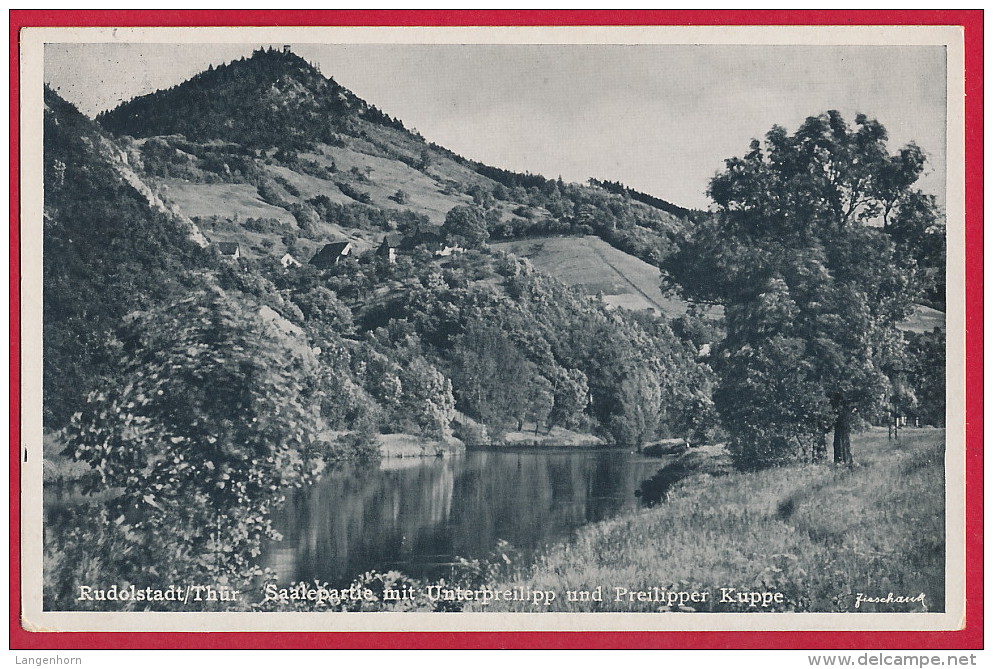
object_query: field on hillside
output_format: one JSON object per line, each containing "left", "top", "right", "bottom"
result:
{"left": 300, "top": 142, "right": 477, "bottom": 223}
{"left": 264, "top": 164, "right": 353, "bottom": 205}
{"left": 474, "top": 428, "right": 945, "bottom": 613}
{"left": 160, "top": 181, "right": 298, "bottom": 225}
{"left": 493, "top": 236, "right": 690, "bottom": 316}
{"left": 899, "top": 304, "right": 946, "bottom": 333}
{"left": 496, "top": 236, "right": 944, "bottom": 333}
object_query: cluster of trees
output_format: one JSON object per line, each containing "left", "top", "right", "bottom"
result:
{"left": 474, "top": 176, "right": 687, "bottom": 266}
{"left": 344, "top": 252, "right": 717, "bottom": 445}
{"left": 266, "top": 150, "right": 338, "bottom": 180}
{"left": 663, "top": 111, "right": 945, "bottom": 468}
{"left": 470, "top": 163, "right": 551, "bottom": 191}
{"left": 588, "top": 178, "right": 702, "bottom": 221}
{"left": 271, "top": 277, "right": 459, "bottom": 443}
{"left": 135, "top": 135, "right": 258, "bottom": 183}
{"left": 305, "top": 195, "right": 429, "bottom": 232}
{"left": 334, "top": 180, "right": 373, "bottom": 204}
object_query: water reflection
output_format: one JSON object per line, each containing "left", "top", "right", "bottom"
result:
{"left": 265, "top": 448, "right": 663, "bottom": 586}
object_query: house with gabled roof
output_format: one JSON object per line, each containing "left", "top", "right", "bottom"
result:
{"left": 399, "top": 224, "right": 443, "bottom": 252}
{"left": 376, "top": 234, "right": 402, "bottom": 263}
{"left": 309, "top": 241, "right": 353, "bottom": 268}
{"left": 217, "top": 242, "right": 241, "bottom": 258}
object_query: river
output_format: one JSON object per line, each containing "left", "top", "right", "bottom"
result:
{"left": 264, "top": 447, "right": 665, "bottom": 587}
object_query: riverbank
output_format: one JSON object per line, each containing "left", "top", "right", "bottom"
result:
{"left": 472, "top": 428, "right": 945, "bottom": 613}
{"left": 377, "top": 433, "right": 464, "bottom": 458}
{"left": 490, "top": 426, "right": 605, "bottom": 449}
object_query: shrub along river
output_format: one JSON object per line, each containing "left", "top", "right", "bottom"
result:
{"left": 264, "top": 448, "right": 666, "bottom": 587}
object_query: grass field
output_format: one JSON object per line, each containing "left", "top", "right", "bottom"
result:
{"left": 474, "top": 428, "right": 945, "bottom": 613}
{"left": 493, "top": 235, "right": 690, "bottom": 316}
{"left": 264, "top": 164, "right": 352, "bottom": 205}
{"left": 161, "top": 181, "right": 297, "bottom": 225}
{"left": 300, "top": 142, "right": 476, "bottom": 223}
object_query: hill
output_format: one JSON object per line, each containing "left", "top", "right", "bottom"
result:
{"left": 45, "top": 68, "right": 718, "bottom": 447}
{"left": 95, "top": 48, "right": 692, "bottom": 270}
{"left": 97, "top": 47, "right": 398, "bottom": 147}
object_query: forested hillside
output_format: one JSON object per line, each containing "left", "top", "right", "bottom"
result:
{"left": 97, "top": 47, "right": 404, "bottom": 147}
{"left": 43, "top": 87, "right": 212, "bottom": 426}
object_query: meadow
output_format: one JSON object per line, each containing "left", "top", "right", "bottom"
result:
{"left": 161, "top": 181, "right": 298, "bottom": 224}
{"left": 474, "top": 428, "right": 945, "bottom": 613}
{"left": 492, "top": 235, "right": 691, "bottom": 315}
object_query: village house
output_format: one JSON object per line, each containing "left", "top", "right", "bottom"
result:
{"left": 216, "top": 242, "right": 241, "bottom": 259}
{"left": 376, "top": 234, "right": 401, "bottom": 264}
{"left": 309, "top": 241, "right": 353, "bottom": 268}
{"left": 280, "top": 252, "right": 302, "bottom": 269}
{"left": 400, "top": 224, "right": 443, "bottom": 253}
{"left": 401, "top": 225, "right": 464, "bottom": 257}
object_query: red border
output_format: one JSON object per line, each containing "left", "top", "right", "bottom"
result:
{"left": 9, "top": 9, "right": 983, "bottom": 650}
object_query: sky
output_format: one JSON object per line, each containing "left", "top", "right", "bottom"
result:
{"left": 45, "top": 42, "right": 947, "bottom": 211}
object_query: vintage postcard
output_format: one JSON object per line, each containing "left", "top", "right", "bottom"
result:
{"left": 14, "top": 14, "right": 979, "bottom": 647}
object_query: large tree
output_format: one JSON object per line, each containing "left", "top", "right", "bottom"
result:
{"left": 665, "top": 111, "right": 936, "bottom": 467}
{"left": 442, "top": 204, "right": 489, "bottom": 249}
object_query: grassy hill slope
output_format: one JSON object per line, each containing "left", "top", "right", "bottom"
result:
{"left": 493, "top": 236, "right": 689, "bottom": 315}
{"left": 160, "top": 182, "right": 298, "bottom": 224}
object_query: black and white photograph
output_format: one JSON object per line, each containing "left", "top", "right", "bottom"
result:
{"left": 20, "top": 25, "right": 965, "bottom": 633}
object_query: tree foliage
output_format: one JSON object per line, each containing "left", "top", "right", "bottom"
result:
{"left": 664, "top": 111, "right": 938, "bottom": 467}
{"left": 50, "top": 289, "right": 328, "bottom": 608}
{"left": 68, "top": 290, "right": 325, "bottom": 533}
{"left": 451, "top": 320, "right": 532, "bottom": 432}
{"left": 364, "top": 255, "right": 716, "bottom": 445}
{"left": 43, "top": 87, "right": 210, "bottom": 428}
{"left": 901, "top": 328, "right": 946, "bottom": 427}
{"left": 442, "top": 204, "right": 490, "bottom": 249}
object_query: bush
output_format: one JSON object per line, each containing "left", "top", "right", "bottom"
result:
{"left": 336, "top": 181, "right": 372, "bottom": 204}
{"left": 54, "top": 288, "right": 327, "bottom": 606}
{"left": 453, "top": 416, "right": 491, "bottom": 447}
